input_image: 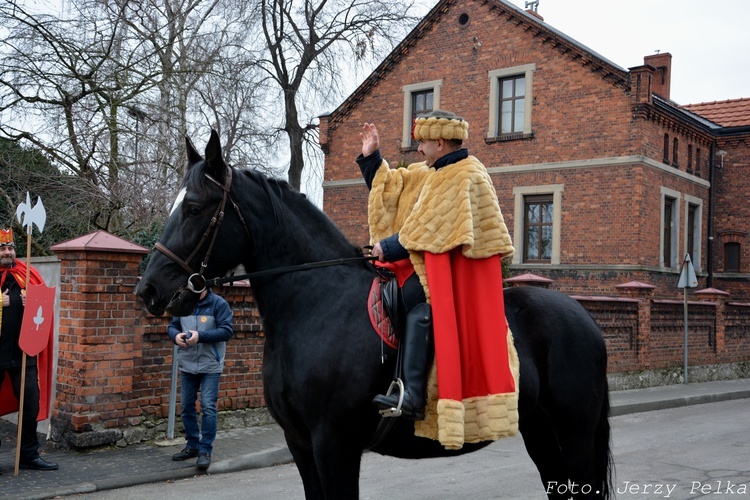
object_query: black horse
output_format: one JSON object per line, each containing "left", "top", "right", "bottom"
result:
{"left": 136, "top": 131, "right": 613, "bottom": 499}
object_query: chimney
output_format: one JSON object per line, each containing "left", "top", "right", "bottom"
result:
{"left": 643, "top": 52, "right": 672, "bottom": 100}
{"left": 318, "top": 113, "right": 330, "bottom": 154}
{"left": 524, "top": 0, "right": 544, "bottom": 21}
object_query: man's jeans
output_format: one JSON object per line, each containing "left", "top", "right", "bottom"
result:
{"left": 180, "top": 371, "right": 221, "bottom": 454}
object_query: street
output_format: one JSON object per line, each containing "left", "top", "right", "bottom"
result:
{"left": 75, "top": 399, "right": 750, "bottom": 499}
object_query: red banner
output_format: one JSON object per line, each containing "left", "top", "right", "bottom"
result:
{"left": 19, "top": 283, "right": 56, "bottom": 356}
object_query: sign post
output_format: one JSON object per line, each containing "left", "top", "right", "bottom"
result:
{"left": 677, "top": 253, "right": 698, "bottom": 384}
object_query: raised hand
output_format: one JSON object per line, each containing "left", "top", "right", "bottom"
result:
{"left": 360, "top": 122, "right": 380, "bottom": 157}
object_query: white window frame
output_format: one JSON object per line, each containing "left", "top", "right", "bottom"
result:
{"left": 512, "top": 184, "right": 564, "bottom": 265}
{"left": 660, "top": 187, "right": 681, "bottom": 269}
{"left": 683, "top": 194, "right": 703, "bottom": 271}
{"left": 402, "top": 80, "right": 442, "bottom": 148}
{"left": 488, "top": 64, "right": 535, "bottom": 138}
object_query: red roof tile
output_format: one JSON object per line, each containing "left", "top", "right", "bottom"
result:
{"left": 682, "top": 97, "right": 750, "bottom": 127}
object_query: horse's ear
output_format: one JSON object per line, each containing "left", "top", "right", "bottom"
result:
{"left": 204, "top": 129, "right": 227, "bottom": 183}
{"left": 185, "top": 136, "right": 203, "bottom": 166}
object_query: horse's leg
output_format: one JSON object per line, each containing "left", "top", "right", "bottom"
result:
{"left": 551, "top": 422, "right": 600, "bottom": 500}
{"left": 285, "top": 433, "right": 325, "bottom": 500}
{"left": 519, "top": 406, "right": 571, "bottom": 500}
{"left": 551, "top": 395, "right": 612, "bottom": 500}
{"left": 310, "top": 427, "right": 364, "bottom": 500}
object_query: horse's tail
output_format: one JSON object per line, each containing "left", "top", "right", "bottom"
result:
{"left": 595, "top": 382, "right": 615, "bottom": 500}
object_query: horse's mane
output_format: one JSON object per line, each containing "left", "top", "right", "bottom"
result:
{"left": 241, "top": 168, "right": 289, "bottom": 225}
{"left": 187, "top": 164, "right": 363, "bottom": 259}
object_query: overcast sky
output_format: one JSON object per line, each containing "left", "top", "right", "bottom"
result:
{"left": 505, "top": 0, "right": 749, "bottom": 105}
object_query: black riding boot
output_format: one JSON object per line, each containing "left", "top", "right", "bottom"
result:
{"left": 372, "top": 303, "right": 434, "bottom": 420}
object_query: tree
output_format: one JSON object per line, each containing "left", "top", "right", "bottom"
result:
{"left": 0, "top": 0, "right": 166, "bottom": 235}
{"left": 255, "top": 0, "right": 420, "bottom": 191}
{"left": 1, "top": 0, "right": 423, "bottom": 242}
{"left": 0, "top": 137, "right": 93, "bottom": 255}
{"left": 0, "top": 0, "right": 274, "bottom": 239}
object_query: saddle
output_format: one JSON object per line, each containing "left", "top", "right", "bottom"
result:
{"left": 367, "top": 271, "right": 400, "bottom": 351}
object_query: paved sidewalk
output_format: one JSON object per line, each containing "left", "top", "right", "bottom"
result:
{"left": 2, "top": 378, "right": 749, "bottom": 499}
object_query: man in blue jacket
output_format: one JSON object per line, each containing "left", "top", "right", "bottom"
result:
{"left": 168, "top": 287, "right": 233, "bottom": 470}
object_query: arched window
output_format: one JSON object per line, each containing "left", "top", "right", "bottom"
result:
{"left": 724, "top": 242, "right": 740, "bottom": 272}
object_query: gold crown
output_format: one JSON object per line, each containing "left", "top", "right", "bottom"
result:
{"left": 0, "top": 228, "right": 14, "bottom": 247}
{"left": 412, "top": 110, "right": 469, "bottom": 142}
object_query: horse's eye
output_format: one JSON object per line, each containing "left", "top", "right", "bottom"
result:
{"left": 187, "top": 205, "right": 202, "bottom": 216}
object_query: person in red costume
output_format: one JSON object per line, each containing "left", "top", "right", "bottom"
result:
{"left": 358, "top": 110, "right": 518, "bottom": 450}
{"left": 0, "top": 228, "right": 58, "bottom": 471}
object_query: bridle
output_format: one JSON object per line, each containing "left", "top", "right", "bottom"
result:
{"left": 154, "top": 166, "right": 376, "bottom": 296}
{"left": 154, "top": 167, "right": 247, "bottom": 295}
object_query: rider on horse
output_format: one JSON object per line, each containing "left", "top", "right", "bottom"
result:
{"left": 357, "top": 110, "right": 519, "bottom": 450}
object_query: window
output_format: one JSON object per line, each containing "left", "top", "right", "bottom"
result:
{"left": 687, "top": 145, "right": 693, "bottom": 172}
{"left": 663, "top": 134, "right": 670, "bottom": 163}
{"left": 664, "top": 200, "right": 673, "bottom": 265}
{"left": 499, "top": 76, "right": 525, "bottom": 134}
{"left": 661, "top": 187, "right": 681, "bottom": 268}
{"left": 513, "top": 184, "right": 564, "bottom": 266}
{"left": 672, "top": 138, "right": 679, "bottom": 167}
{"left": 696, "top": 148, "right": 701, "bottom": 175}
{"left": 488, "top": 64, "right": 535, "bottom": 139}
{"left": 523, "top": 195, "right": 553, "bottom": 262}
{"left": 724, "top": 243, "right": 740, "bottom": 272}
{"left": 401, "top": 80, "right": 442, "bottom": 148}
{"left": 412, "top": 90, "right": 433, "bottom": 119}
{"left": 686, "top": 205, "right": 696, "bottom": 262}
{"left": 683, "top": 195, "right": 702, "bottom": 270}
{"left": 409, "top": 90, "right": 434, "bottom": 147}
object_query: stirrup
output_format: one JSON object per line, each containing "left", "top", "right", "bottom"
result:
{"left": 378, "top": 379, "right": 405, "bottom": 417}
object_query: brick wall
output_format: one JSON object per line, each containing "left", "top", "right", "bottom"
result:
{"left": 49, "top": 244, "right": 266, "bottom": 448}
{"left": 713, "top": 135, "right": 750, "bottom": 278}
{"left": 46, "top": 235, "right": 750, "bottom": 448}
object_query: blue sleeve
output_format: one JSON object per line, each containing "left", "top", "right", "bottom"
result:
{"left": 167, "top": 317, "right": 182, "bottom": 344}
{"left": 198, "top": 296, "right": 234, "bottom": 344}
{"left": 356, "top": 150, "right": 383, "bottom": 190}
{"left": 380, "top": 233, "right": 410, "bottom": 262}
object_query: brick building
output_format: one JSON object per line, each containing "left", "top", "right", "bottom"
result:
{"left": 319, "top": 0, "right": 750, "bottom": 300}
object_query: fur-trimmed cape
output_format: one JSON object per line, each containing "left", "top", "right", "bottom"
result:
{"left": 368, "top": 156, "right": 519, "bottom": 450}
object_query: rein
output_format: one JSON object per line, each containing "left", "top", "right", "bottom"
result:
{"left": 203, "top": 255, "right": 378, "bottom": 288}
{"left": 154, "top": 166, "right": 377, "bottom": 294}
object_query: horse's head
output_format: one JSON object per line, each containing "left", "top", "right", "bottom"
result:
{"left": 137, "top": 130, "right": 246, "bottom": 316}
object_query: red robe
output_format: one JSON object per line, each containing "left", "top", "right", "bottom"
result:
{"left": 0, "top": 260, "right": 53, "bottom": 420}
{"left": 425, "top": 250, "right": 514, "bottom": 402}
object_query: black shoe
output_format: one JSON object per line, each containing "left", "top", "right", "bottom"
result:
{"left": 373, "top": 304, "right": 433, "bottom": 421}
{"left": 373, "top": 391, "right": 425, "bottom": 420}
{"left": 196, "top": 453, "right": 211, "bottom": 470}
{"left": 172, "top": 447, "right": 199, "bottom": 461}
{"left": 20, "top": 456, "right": 59, "bottom": 471}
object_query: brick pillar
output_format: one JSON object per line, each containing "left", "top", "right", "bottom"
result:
{"left": 318, "top": 113, "right": 330, "bottom": 154}
{"left": 615, "top": 281, "right": 655, "bottom": 368}
{"left": 694, "top": 287, "right": 730, "bottom": 353}
{"left": 628, "top": 65, "right": 654, "bottom": 105}
{"left": 49, "top": 231, "right": 149, "bottom": 447}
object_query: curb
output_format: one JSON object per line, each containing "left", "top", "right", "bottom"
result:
{"left": 609, "top": 387, "right": 750, "bottom": 416}
{"left": 209, "top": 446, "right": 294, "bottom": 474}
{"left": 12, "top": 448, "right": 295, "bottom": 500}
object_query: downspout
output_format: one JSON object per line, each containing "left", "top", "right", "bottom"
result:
{"left": 707, "top": 142, "right": 716, "bottom": 287}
